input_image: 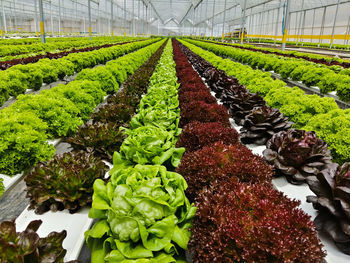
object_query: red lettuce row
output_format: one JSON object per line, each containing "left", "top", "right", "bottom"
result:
{"left": 172, "top": 39, "right": 326, "bottom": 262}
{"left": 179, "top": 101, "right": 231, "bottom": 127}
{"left": 189, "top": 178, "right": 326, "bottom": 263}
{"left": 176, "top": 121, "right": 239, "bottom": 153}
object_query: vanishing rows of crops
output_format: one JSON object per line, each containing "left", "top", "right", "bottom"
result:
{"left": 0, "top": 37, "right": 349, "bottom": 262}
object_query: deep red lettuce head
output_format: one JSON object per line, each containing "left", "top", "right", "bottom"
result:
{"left": 179, "top": 101, "right": 231, "bottom": 127}
{"left": 0, "top": 219, "right": 68, "bottom": 263}
{"left": 263, "top": 129, "right": 332, "bottom": 184}
{"left": 25, "top": 151, "right": 109, "bottom": 214}
{"left": 306, "top": 162, "right": 350, "bottom": 254}
{"left": 189, "top": 179, "right": 326, "bottom": 263}
{"left": 240, "top": 105, "right": 293, "bottom": 145}
{"left": 221, "top": 89, "right": 266, "bottom": 125}
{"left": 176, "top": 121, "right": 239, "bottom": 152}
{"left": 176, "top": 141, "right": 273, "bottom": 201}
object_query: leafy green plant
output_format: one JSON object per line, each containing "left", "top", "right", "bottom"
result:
{"left": 303, "top": 109, "right": 350, "bottom": 164}
{"left": 11, "top": 64, "right": 43, "bottom": 90}
{"left": 0, "top": 111, "right": 55, "bottom": 175}
{"left": 25, "top": 150, "right": 109, "bottom": 214}
{"left": 130, "top": 104, "right": 181, "bottom": 133}
{"left": 85, "top": 164, "right": 196, "bottom": 263}
{"left": 76, "top": 66, "right": 119, "bottom": 94}
{"left": 11, "top": 93, "right": 83, "bottom": 137}
{"left": 45, "top": 84, "right": 96, "bottom": 121}
{"left": 113, "top": 126, "right": 185, "bottom": 169}
{"left": 66, "top": 80, "right": 106, "bottom": 105}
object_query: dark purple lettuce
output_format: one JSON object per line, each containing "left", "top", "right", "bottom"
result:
{"left": 263, "top": 129, "right": 332, "bottom": 184}
{"left": 0, "top": 219, "right": 70, "bottom": 262}
{"left": 25, "top": 151, "right": 109, "bottom": 214}
{"left": 91, "top": 103, "right": 134, "bottom": 124}
{"left": 240, "top": 106, "right": 293, "bottom": 145}
{"left": 221, "top": 89, "right": 266, "bottom": 125}
{"left": 306, "top": 162, "right": 350, "bottom": 254}
{"left": 66, "top": 122, "right": 126, "bottom": 161}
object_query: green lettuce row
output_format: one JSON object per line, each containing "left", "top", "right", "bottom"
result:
{"left": 201, "top": 39, "right": 350, "bottom": 66}
{"left": 0, "top": 36, "right": 145, "bottom": 57}
{"left": 0, "top": 36, "right": 139, "bottom": 46}
{"left": 185, "top": 39, "right": 350, "bottom": 101}
{"left": 113, "top": 40, "right": 184, "bottom": 170}
{"left": 0, "top": 38, "right": 159, "bottom": 106}
{"left": 86, "top": 40, "right": 196, "bottom": 263}
{"left": 180, "top": 39, "right": 350, "bottom": 164}
{"left": 0, "top": 40, "right": 165, "bottom": 176}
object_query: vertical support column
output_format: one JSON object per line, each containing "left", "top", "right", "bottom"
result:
{"left": 319, "top": 7, "right": 326, "bottom": 45}
{"left": 281, "top": 0, "right": 291, "bottom": 51}
{"left": 345, "top": 15, "right": 350, "bottom": 46}
{"left": 50, "top": 1, "right": 54, "bottom": 36}
{"left": 204, "top": 0, "right": 208, "bottom": 37}
{"left": 311, "top": 8, "right": 316, "bottom": 43}
{"left": 58, "top": 0, "right": 61, "bottom": 36}
{"left": 258, "top": 11, "right": 263, "bottom": 43}
{"left": 75, "top": 0, "right": 78, "bottom": 35}
{"left": 111, "top": 0, "right": 113, "bottom": 39}
{"left": 88, "top": 0, "right": 92, "bottom": 40}
{"left": 248, "top": 8, "right": 253, "bottom": 43}
{"left": 222, "top": 0, "right": 227, "bottom": 40}
{"left": 330, "top": 0, "right": 340, "bottom": 48}
{"left": 124, "top": 0, "right": 126, "bottom": 37}
{"left": 98, "top": 3, "right": 100, "bottom": 35}
{"left": 211, "top": 0, "right": 216, "bottom": 39}
{"left": 14, "top": 0, "right": 17, "bottom": 33}
{"left": 192, "top": 6, "right": 195, "bottom": 36}
{"left": 0, "top": 0, "right": 2, "bottom": 37}
{"left": 274, "top": 0, "right": 282, "bottom": 44}
{"left": 138, "top": 0, "right": 140, "bottom": 35}
{"left": 1, "top": 0, "right": 6, "bottom": 34}
{"left": 296, "top": 0, "right": 305, "bottom": 45}
{"left": 240, "top": 0, "right": 247, "bottom": 44}
{"left": 34, "top": 0, "right": 38, "bottom": 35}
{"left": 300, "top": 9, "right": 306, "bottom": 44}
{"left": 38, "top": 0, "right": 45, "bottom": 43}
{"left": 132, "top": 0, "right": 135, "bottom": 36}
{"left": 146, "top": 4, "right": 149, "bottom": 36}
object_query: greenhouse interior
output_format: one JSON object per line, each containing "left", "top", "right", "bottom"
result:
{"left": 0, "top": 0, "right": 350, "bottom": 262}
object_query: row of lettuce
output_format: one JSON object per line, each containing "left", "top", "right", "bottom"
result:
{"left": 186, "top": 39, "right": 350, "bottom": 101}
{"left": 85, "top": 40, "right": 195, "bottom": 263}
{"left": 0, "top": 39, "right": 168, "bottom": 262}
{"left": 171, "top": 39, "right": 328, "bottom": 262}
{"left": 0, "top": 36, "right": 143, "bottom": 58}
{"left": 202, "top": 39, "right": 350, "bottom": 67}
{"left": 0, "top": 38, "right": 156, "bottom": 106}
{"left": 182, "top": 39, "right": 350, "bottom": 165}
{"left": 176, "top": 39, "right": 350, "bottom": 256}
{"left": 0, "top": 39, "right": 161, "bottom": 183}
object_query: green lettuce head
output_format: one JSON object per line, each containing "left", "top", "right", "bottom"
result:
{"left": 85, "top": 164, "right": 196, "bottom": 263}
